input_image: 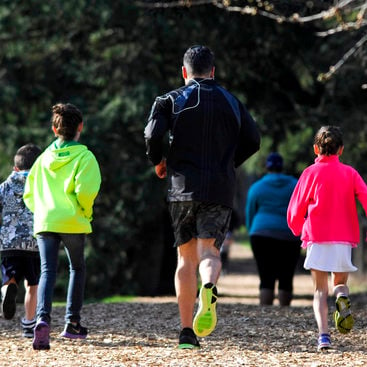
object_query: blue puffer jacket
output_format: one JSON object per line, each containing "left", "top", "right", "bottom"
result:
{"left": 245, "top": 173, "right": 299, "bottom": 240}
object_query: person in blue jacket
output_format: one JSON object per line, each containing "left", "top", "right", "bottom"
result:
{"left": 245, "top": 152, "right": 301, "bottom": 306}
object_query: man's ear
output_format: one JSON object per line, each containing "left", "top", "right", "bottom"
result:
{"left": 210, "top": 66, "right": 215, "bottom": 78}
{"left": 52, "top": 125, "right": 57, "bottom": 136}
{"left": 182, "top": 66, "right": 188, "bottom": 80}
{"left": 338, "top": 146, "right": 344, "bottom": 156}
{"left": 313, "top": 144, "right": 320, "bottom": 155}
{"left": 77, "top": 122, "right": 83, "bottom": 132}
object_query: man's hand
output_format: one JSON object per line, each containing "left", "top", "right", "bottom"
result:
{"left": 155, "top": 158, "right": 167, "bottom": 179}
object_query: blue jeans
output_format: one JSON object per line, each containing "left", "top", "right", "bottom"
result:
{"left": 36, "top": 233, "right": 86, "bottom": 324}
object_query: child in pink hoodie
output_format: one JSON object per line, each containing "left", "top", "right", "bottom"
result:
{"left": 287, "top": 125, "right": 367, "bottom": 352}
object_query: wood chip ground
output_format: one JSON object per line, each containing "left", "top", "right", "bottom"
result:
{"left": 1, "top": 244, "right": 367, "bottom": 367}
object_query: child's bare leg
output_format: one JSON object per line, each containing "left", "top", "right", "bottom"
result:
{"left": 24, "top": 279, "right": 37, "bottom": 320}
{"left": 311, "top": 269, "right": 329, "bottom": 334}
{"left": 332, "top": 272, "right": 349, "bottom": 298}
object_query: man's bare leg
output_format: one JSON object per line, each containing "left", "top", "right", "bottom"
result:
{"left": 193, "top": 238, "right": 221, "bottom": 337}
{"left": 175, "top": 238, "right": 199, "bottom": 329}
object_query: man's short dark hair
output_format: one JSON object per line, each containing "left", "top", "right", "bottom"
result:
{"left": 14, "top": 144, "right": 42, "bottom": 170}
{"left": 183, "top": 45, "right": 214, "bottom": 76}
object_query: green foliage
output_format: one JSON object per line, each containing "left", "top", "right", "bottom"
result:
{"left": 0, "top": 1, "right": 366, "bottom": 297}
{"left": 99, "top": 295, "right": 136, "bottom": 304}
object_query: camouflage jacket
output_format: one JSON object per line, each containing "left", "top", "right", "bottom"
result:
{"left": 0, "top": 171, "right": 38, "bottom": 255}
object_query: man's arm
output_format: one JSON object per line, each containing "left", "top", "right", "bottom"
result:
{"left": 234, "top": 106, "right": 261, "bottom": 167}
{"left": 144, "top": 97, "right": 170, "bottom": 166}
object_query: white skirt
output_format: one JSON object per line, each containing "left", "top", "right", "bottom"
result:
{"left": 304, "top": 243, "right": 358, "bottom": 272}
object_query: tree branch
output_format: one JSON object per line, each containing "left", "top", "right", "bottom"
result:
{"left": 134, "top": 0, "right": 363, "bottom": 25}
{"left": 316, "top": 20, "right": 367, "bottom": 36}
{"left": 134, "top": 0, "right": 212, "bottom": 8}
{"left": 134, "top": 0, "right": 367, "bottom": 82}
{"left": 318, "top": 31, "right": 367, "bottom": 81}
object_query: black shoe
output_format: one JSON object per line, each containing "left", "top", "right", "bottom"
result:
{"left": 60, "top": 322, "right": 88, "bottom": 339}
{"left": 178, "top": 328, "right": 200, "bottom": 349}
{"left": 1, "top": 283, "right": 18, "bottom": 320}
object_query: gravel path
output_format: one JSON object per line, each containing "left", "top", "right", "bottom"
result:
{"left": 1, "top": 244, "right": 367, "bottom": 367}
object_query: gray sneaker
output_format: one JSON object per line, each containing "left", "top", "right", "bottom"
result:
{"left": 21, "top": 318, "right": 36, "bottom": 338}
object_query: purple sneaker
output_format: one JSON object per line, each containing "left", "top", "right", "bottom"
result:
{"left": 60, "top": 322, "right": 88, "bottom": 339}
{"left": 32, "top": 320, "right": 50, "bottom": 350}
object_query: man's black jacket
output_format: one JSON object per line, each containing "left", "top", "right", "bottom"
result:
{"left": 144, "top": 78, "right": 260, "bottom": 208}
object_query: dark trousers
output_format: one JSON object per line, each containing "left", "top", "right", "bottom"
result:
{"left": 250, "top": 235, "right": 301, "bottom": 292}
{"left": 37, "top": 233, "right": 86, "bottom": 324}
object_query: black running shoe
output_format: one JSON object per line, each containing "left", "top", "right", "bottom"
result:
{"left": 178, "top": 327, "right": 200, "bottom": 349}
{"left": 1, "top": 283, "right": 18, "bottom": 320}
{"left": 60, "top": 322, "right": 88, "bottom": 339}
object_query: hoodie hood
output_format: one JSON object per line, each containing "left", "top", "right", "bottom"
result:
{"left": 263, "top": 173, "right": 295, "bottom": 189}
{"left": 43, "top": 141, "right": 88, "bottom": 171}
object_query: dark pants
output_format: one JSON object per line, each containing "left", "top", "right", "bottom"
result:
{"left": 250, "top": 235, "right": 301, "bottom": 292}
{"left": 36, "top": 233, "right": 86, "bottom": 324}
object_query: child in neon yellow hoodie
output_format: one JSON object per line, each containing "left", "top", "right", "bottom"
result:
{"left": 23, "top": 103, "right": 101, "bottom": 350}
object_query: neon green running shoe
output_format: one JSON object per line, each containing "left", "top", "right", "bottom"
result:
{"left": 193, "top": 283, "right": 218, "bottom": 338}
{"left": 334, "top": 295, "right": 354, "bottom": 334}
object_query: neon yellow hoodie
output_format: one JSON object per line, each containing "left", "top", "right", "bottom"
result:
{"left": 24, "top": 140, "right": 101, "bottom": 235}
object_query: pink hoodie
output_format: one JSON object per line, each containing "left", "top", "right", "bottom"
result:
{"left": 287, "top": 155, "right": 367, "bottom": 248}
